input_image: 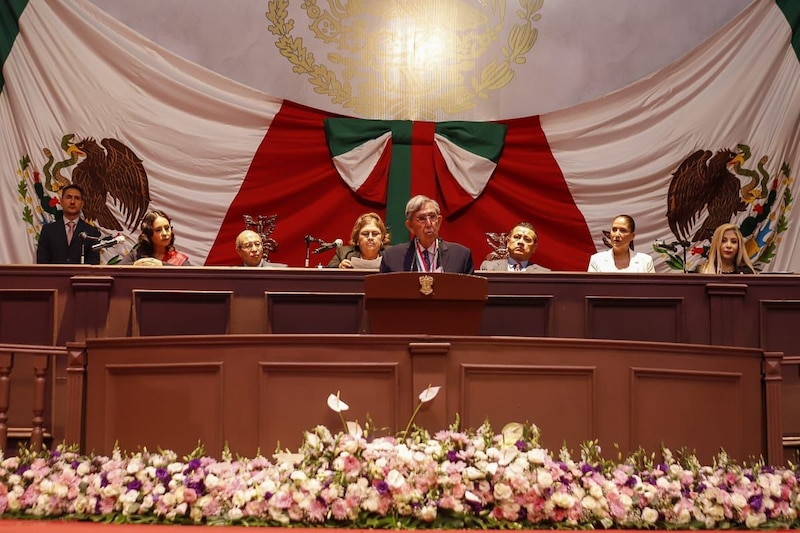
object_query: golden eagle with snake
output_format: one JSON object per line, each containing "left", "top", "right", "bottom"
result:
{"left": 666, "top": 148, "right": 745, "bottom": 243}
{"left": 70, "top": 137, "right": 150, "bottom": 231}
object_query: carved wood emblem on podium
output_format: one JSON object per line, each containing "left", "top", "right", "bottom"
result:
{"left": 419, "top": 275, "right": 434, "bottom": 296}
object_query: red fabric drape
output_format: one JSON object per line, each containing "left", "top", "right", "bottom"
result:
{"left": 206, "top": 102, "right": 595, "bottom": 271}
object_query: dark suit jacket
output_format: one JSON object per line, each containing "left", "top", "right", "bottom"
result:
{"left": 479, "top": 258, "right": 551, "bottom": 272}
{"left": 379, "top": 239, "right": 474, "bottom": 274}
{"left": 36, "top": 219, "right": 101, "bottom": 264}
{"left": 326, "top": 245, "right": 384, "bottom": 268}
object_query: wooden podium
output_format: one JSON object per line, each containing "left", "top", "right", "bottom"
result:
{"left": 364, "top": 272, "right": 488, "bottom": 335}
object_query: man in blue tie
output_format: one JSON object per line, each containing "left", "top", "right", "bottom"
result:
{"left": 479, "top": 222, "right": 550, "bottom": 272}
{"left": 379, "top": 195, "right": 473, "bottom": 274}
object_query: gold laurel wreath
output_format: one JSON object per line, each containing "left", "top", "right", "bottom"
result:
{"left": 265, "top": 0, "right": 542, "bottom": 118}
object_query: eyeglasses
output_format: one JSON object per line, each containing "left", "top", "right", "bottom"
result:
{"left": 413, "top": 213, "right": 439, "bottom": 224}
{"left": 239, "top": 241, "right": 262, "bottom": 250}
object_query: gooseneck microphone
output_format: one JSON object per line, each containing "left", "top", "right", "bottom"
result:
{"left": 655, "top": 240, "right": 691, "bottom": 252}
{"left": 91, "top": 235, "right": 126, "bottom": 250}
{"left": 79, "top": 232, "right": 103, "bottom": 242}
{"left": 313, "top": 239, "right": 343, "bottom": 254}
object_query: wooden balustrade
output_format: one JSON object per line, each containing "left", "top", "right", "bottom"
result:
{"left": 0, "top": 344, "right": 66, "bottom": 453}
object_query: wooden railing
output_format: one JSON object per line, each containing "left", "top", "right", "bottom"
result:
{"left": 0, "top": 344, "right": 67, "bottom": 453}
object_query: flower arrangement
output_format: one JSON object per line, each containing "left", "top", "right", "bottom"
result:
{"left": 0, "top": 388, "right": 798, "bottom": 528}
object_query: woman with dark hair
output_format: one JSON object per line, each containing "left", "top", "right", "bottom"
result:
{"left": 697, "top": 223, "right": 755, "bottom": 274}
{"left": 121, "top": 210, "right": 191, "bottom": 266}
{"left": 327, "top": 212, "right": 390, "bottom": 269}
{"left": 587, "top": 214, "right": 655, "bottom": 272}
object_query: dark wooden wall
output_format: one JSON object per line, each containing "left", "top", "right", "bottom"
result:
{"left": 0, "top": 265, "right": 798, "bottom": 460}
{"left": 70, "top": 335, "right": 776, "bottom": 464}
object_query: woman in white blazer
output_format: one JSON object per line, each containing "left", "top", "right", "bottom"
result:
{"left": 587, "top": 215, "right": 655, "bottom": 273}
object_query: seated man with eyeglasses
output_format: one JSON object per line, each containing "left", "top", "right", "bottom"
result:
{"left": 379, "top": 195, "right": 474, "bottom": 274}
{"left": 235, "top": 230, "right": 271, "bottom": 267}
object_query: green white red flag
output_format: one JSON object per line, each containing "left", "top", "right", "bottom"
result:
{"left": 1, "top": 0, "right": 799, "bottom": 273}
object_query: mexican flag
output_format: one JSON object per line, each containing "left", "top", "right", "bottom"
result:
{"left": 2, "top": 0, "right": 799, "bottom": 273}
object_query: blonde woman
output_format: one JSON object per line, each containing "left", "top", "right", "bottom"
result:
{"left": 697, "top": 223, "right": 755, "bottom": 274}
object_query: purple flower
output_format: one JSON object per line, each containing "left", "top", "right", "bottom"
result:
{"left": 447, "top": 450, "right": 459, "bottom": 462}
{"left": 515, "top": 440, "right": 527, "bottom": 451}
{"left": 580, "top": 463, "right": 594, "bottom": 474}
{"left": 748, "top": 494, "right": 763, "bottom": 511}
{"left": 186, "top": 479, "right": 205, "bottom": 494}
{"left": 375, "top": 480, "right": 389, "bottom": 495}
{"left": 184, "top": 458, "right": 202, "bottom": 473}
{"left": 127, "top": 479, "right": 142, "bottom": 491}
{"left": 696, "top": 482, "right": 706, "bottom": 493}
{"left": 155, "top": 467, "right": 170, "bottom": 482}
{"left": 100, "top": 473, "right": 109, "bottom": 488}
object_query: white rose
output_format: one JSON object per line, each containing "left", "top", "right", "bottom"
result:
{"left": 465, "top": 466, "right": 483, "bottom": 480}
{"left": 589, "top": 484, "right": 603, "bottom": 499}
{"left": 386, "top": 469, "right": 406, "bottom": 490}
{"left": 493, "top": 482, "right": 513, "bottom": 501}
{"left": 581, "top": 495, "right": 597, "bottom": 510}
{"left": 731, "top": 493, "right": 747, "bottom": 509}
{"left": 642, "top": 507, "right": 659, "bottom": 524}
{"left": 418, "top": 505, "right": 437, "bottom": 522}
{"left": 551, "top": 492, "right": 575, "bottom": 509}
{"left": 745, "top": 513, "right": 766, "bottom": 528}
{"left": 342, "top": 439, "right": 358, "bottom": 454}
{"left": 537, "top": 470, "right": 553, "bottom": 489}
{"left": 676, "top": 508, "right": 691, "bottom": 524}
{"left": 227, "top": 507, "right": 243, "bottom": 521}
{"left": 527, "top": 448, "right": 546, "bottom": 464}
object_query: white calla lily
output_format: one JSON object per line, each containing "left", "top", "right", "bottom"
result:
{"left": 326, "top": 393, "right": 349, "bottom": 413}
{"left": 418, "top": 385, "right": 441, "bottom": 403}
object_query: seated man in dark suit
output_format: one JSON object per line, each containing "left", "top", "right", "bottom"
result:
{"left": 379, "top": 195, "right": 473, "bottom": 274}
{"left": 36, "top": 184, "right": 101, "bottom": 264}
{"left": 479, "top": 222, "right": 550, "bottom": 272}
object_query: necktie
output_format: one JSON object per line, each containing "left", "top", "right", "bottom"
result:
{"left": 513, "top": 263, "right": 522, "bottom": 271}
{"left": 66, "top": 221, "right": 75, "bottom": 245}
{"left": 423, "top": 250, "right": 431, "bottom": 271}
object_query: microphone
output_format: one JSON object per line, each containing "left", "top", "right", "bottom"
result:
{"left": 91, "top": 235, "right": 126, "bottom": 250}
{"left": 313, "top": 238, "right": 343, "bottom": 254}
{"left": 305, "top": 235, "right": 320, "bottom": 244}
{"left": 79, "top": 232, "right": 103, "bottom": 242}
{"left": 655, "top": 240, "right": 691, "bottom": 252}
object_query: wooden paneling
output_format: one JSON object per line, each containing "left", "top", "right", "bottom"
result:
{"left": 630, "top": 368, "right": 749, "bottom": 460}
{"left": 0, "top": 290, "right": 56, "bottom": 345}
{"left": 459, "top": 364, "right": 595, "bottom": 448}
{"left": 92, "top": 362, "right": 224, "bottom": 455}
{"left": 132, "top": 290, "right": 232, "bottom": 336}
{"left": 586, "top": 296, "right": 683, "bottom": 342}
{"left": 480, "top": 295, "right": 552, "bottom": 336}
{"left": 77, "top": 336, "right": 771, "bottom": 464}
{"left": 1, "top": 266, "right": 798, "bottom": 460}
{"left": 266, "top": 292, "right": 364, "bottom": 333}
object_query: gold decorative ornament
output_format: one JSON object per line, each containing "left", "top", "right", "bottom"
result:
{"left": 419, "top": 274, "right": 434, "bottom": 296}
{"left": 265, "top": 0, "right": 543, "bottom": 119}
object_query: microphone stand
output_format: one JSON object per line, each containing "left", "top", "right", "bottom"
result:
{"left": 681, "top": 243, "right": 688, "bottom": 274}
{"left": 80, "top": 235, "right": 86, "bottom": 265}
{"left": 304, "top": 237, "right": 312, "bottom": 268}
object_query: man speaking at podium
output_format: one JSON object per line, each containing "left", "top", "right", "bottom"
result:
{"left": 379, "top": 195, "right": 474, "bottom": 274}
